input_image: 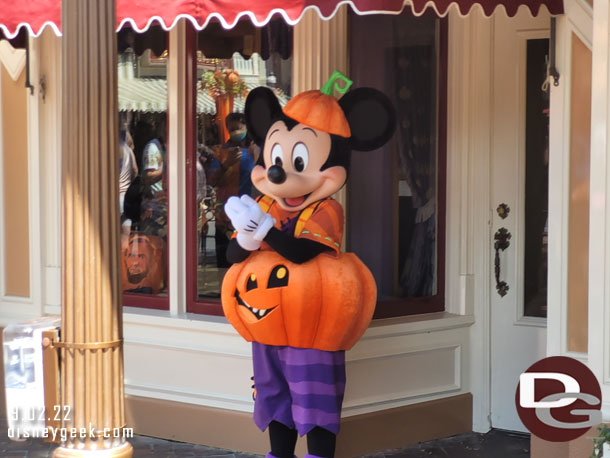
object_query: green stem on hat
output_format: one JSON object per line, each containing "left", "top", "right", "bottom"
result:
{"left": 320, "top": 70, "right": 353, "bottom": 97}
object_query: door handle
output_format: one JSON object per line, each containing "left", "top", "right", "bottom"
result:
{"left": 494, "top": 227, "right": 511, "bottom": 297}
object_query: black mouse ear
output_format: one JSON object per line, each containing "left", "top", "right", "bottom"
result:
{"left": 245, "top": 87, "right": 284, "bottom": 145}
{"left": 339, "top": 87, "right": 396, "bottom": 151}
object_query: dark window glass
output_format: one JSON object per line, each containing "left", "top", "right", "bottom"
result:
{"left": 348, "top": 10, "right": 446, "bottom": 317}
{"left": 524, "top": 39, "right": 550, "bottom": 318}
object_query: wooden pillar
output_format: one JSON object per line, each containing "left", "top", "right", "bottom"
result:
{"left": 54, "top": 0, "right": 132, "bottom": 456}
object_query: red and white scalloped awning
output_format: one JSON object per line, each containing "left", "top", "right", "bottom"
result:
{"left": 0, "top": 0, "right": 564, "bottom": 39}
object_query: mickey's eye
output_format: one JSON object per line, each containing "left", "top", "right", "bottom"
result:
{"left": 292, "top": 143, "right": 309, "bottom": 172}
{"left": 268, "top": 265, "right": 289, "bottom": 288}
{"left": 271, "top": 144, "right": 284, "bottom": 167}
{"left": 246, "top": 274, "right": 258, "bottom": 291}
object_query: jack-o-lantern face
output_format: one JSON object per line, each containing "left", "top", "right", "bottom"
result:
{"left": 234, "top": 264, "right": 289, "bottom": 323}
{"left": 221, "top": 250, "right": 377, "bottom": 351}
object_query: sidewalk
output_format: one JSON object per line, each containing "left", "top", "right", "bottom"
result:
{"left": 0, "top": 415, "right": 530, "bottom": 458}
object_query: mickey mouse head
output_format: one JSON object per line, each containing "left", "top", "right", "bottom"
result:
{"left": 245, "top": 72, "right": 396, "bottom": 213}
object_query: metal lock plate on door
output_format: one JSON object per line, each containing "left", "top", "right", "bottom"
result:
{"left": 497, "top": 203, "right": 510, "bottom": 220}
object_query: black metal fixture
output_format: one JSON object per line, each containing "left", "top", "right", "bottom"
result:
{"left": 494, "top": 227, "right": 512, "bottom": 297}
{"left": 549, "top": 17, "right": 560, "bottom": 87}
{"left": 25, "top": 34, "right": 34, "bottom": 95}
{"left": 496, "top": 203, "right": 510, "bottom": 220}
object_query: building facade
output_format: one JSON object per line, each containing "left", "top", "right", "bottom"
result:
{"left": 0, "top": 1, "right": 607, "bottom": 457}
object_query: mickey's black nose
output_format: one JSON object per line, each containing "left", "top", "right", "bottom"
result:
{"left": 267, "top": 165, "right": 286, "bottom": 184}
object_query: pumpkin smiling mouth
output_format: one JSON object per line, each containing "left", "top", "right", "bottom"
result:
{"left": 234, "top": 290, "right": 277, "bottom": 320}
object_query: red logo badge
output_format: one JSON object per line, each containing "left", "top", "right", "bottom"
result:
{"left": 515, "top": 356, "right": 602, "bottom": 441}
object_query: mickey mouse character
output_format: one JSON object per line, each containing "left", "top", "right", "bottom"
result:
{"left": 222, "top": 71, "right": 395, "bottom": 458}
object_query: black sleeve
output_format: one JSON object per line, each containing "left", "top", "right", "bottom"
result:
{"left": 226, "top": 228, "right": 333, "bottom": 265}
{"left": 226, "top": 238, "right": 251, "bottom": 264}
{"left": 264, "top": 228, "right": 332, "bottom": 264}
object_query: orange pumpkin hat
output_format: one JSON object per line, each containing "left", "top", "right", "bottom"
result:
{"left": 282, "top": 70, "right": 353, "bottom": 138}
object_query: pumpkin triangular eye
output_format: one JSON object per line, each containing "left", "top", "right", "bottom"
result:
{"left": 246, "top": 274, "right": 258, "bottom": 291}
{"left": 268, "top": 265, "right": 289, "bottom": 289}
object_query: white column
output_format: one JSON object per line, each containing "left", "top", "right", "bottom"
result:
{"left": 588, "top": 0, "right": 610, "bottom": 419}
{"left": 167, "top": 22, "right": 188, "bottom": 316}
{"left": 446, "top": 9, "right": 493, "bottom": 432}
{"left": 293, "top": 6, "right": 349, "bottom": 237}
{"left": 292, "top": 6, "right": 348, "bottom": 93}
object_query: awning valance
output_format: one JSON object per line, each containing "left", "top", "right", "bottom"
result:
{"left": 0, "top": 0, "right": 565, "bottom": 39}
{"left": 408, "top": 0, "right": 563, "bottom": 17}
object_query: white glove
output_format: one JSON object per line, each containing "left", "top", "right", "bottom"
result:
{"left": 225, "top": 195, "right": 276, "bottom": 250}
{"left": 236, "top": 232, "right": 263, "bottom": 251}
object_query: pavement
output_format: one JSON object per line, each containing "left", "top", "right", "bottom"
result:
{"left": 0, "top": 411, "right": 531, "bottom": 458}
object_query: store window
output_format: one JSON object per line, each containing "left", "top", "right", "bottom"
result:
{"left": 186, "top": 18, "right": 293, "bottom": 313}
{"left": 348, "top": 10, "right": 447, "bottom": 318}
{"left": 118, "top": 26, "right": 170, "bottom": 310}
{"left": 116, "top": 12, "right": 444, "bottom": 318}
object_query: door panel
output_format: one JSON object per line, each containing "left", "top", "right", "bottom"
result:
{"left": 490, "top": 9, "right": 549, "bottom": 432}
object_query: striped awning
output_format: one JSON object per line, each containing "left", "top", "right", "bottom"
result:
{"left": 0, "top": 0, "right": 564, "bottom": 39}
{"left": 118, "top": 77, "right": 288, "bottom": 113}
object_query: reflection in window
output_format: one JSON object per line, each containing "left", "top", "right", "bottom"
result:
{"left": 196, "top": 33, "right": 292, "bottom": 298}
{"left": 118, "top": 27, "right": 169, "bottom": 301}
{"left": 348, "top": 10, "right": 442, "bottom": 307}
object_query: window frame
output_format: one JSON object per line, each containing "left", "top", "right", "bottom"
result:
{"left": 185, "top": 23, "right": 225, "bottom": 316}
{"left": 120, "top": 32, "right": 171, "bottom": 311}
{"left": 183, "top": 16, "right": 448, "bottom": 318}
{"left": 185, "top": 20, "right": 295, "bottom": 315}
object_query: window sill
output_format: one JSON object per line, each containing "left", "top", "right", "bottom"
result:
{"left": 122, "top": 307, "right": 474, "bottom": 339}
{"left": 364, "top": 312, "right": 475, "bottom": 338}
{"left": 122, "top": 306, "right": 233, "bottom": 334}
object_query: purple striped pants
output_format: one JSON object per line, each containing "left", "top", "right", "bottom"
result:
{"left": 252, "top": 342, "right": 346, "bottom": 436}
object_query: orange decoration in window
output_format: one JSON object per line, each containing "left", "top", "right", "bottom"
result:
{"left": 221, "top": 250, "right": 376, "bottom": 351}
{"left": 121, "top": 233, "right": 166, "bottom": 294}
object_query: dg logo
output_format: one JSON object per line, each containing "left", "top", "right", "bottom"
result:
{"left": 515, "top": 356, "right": 602, "bottom": 442}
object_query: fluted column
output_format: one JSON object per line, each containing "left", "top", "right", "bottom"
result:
{"left": 293, "top": 5, "right": 349, "bottom": 237}
{"left": 55, "top": 0, "right": 132, "bottom": 456}
{"left": 292, "top": 6, "right": 348, "bottom": 94}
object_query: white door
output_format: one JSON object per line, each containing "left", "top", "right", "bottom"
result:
{"left": 490, "top": 9, "right": 550, "bottom": 432}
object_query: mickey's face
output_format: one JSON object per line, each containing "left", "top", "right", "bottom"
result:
{"left": 251, "top": 120, "right": 347, "bottom": 212}
{"left": 244, "top": 87, "right": 396, "bottom": 211}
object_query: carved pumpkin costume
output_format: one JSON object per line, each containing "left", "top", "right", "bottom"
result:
{"left": 221, "top": 71, "right": 396, "bottom": 458}
{"left": 223, "top": 196, "right": 376, "bottom": 439}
